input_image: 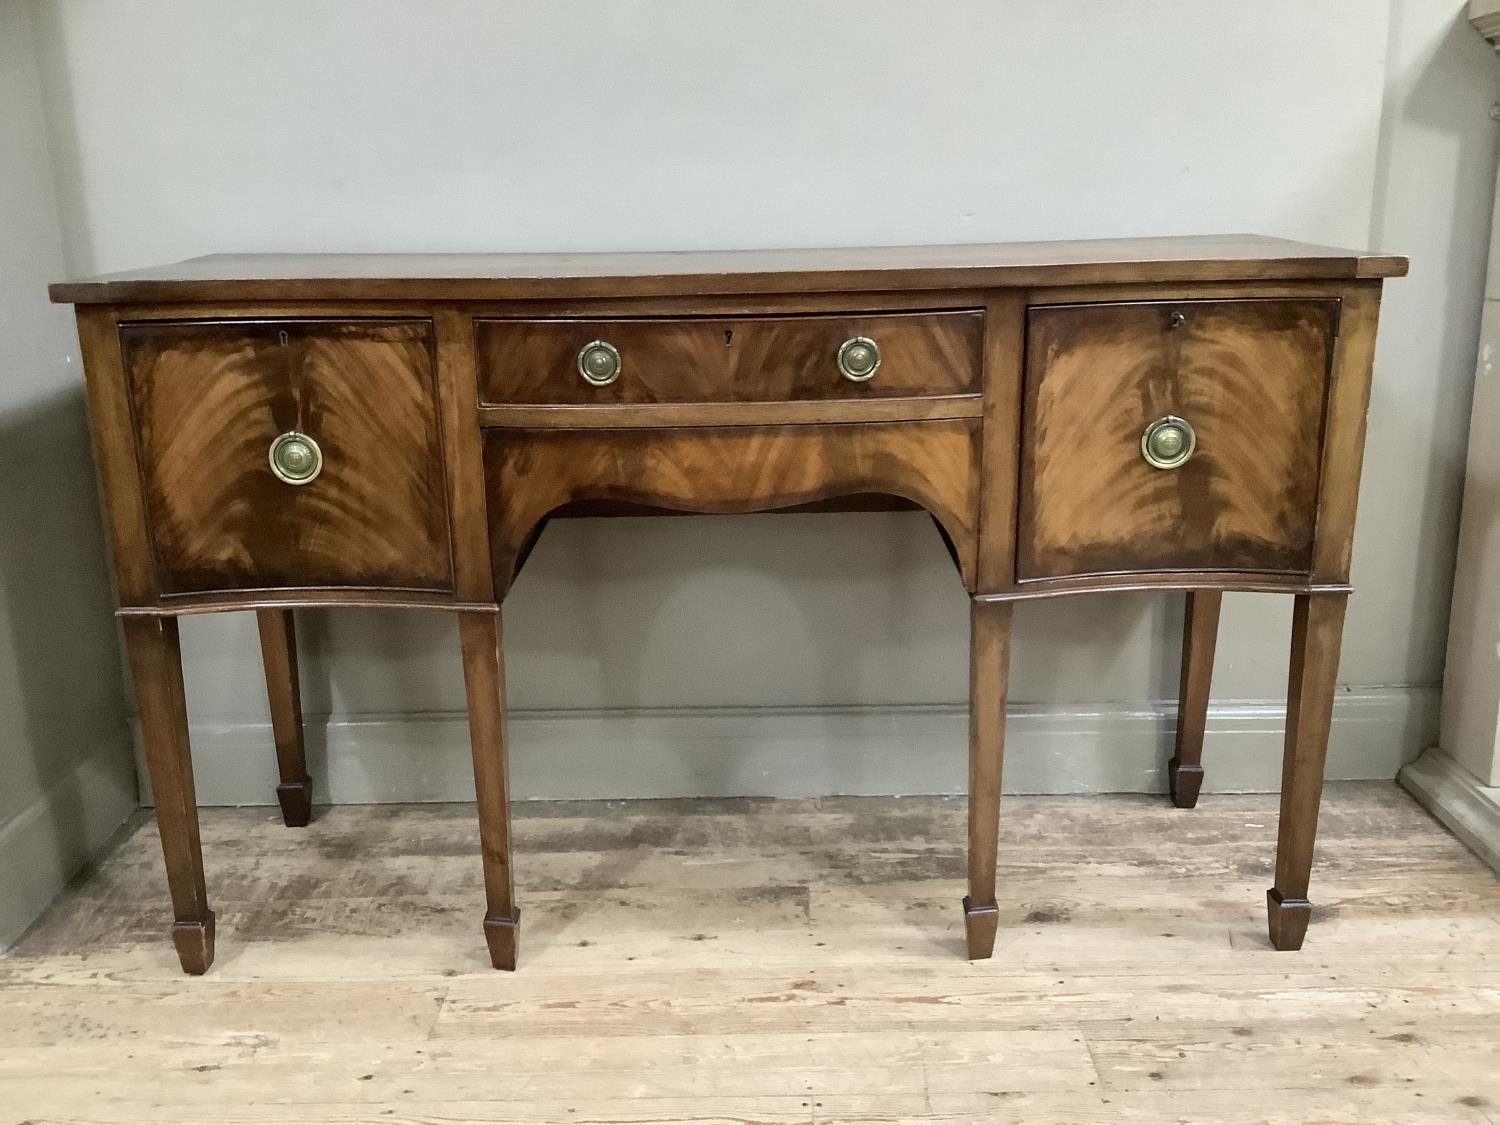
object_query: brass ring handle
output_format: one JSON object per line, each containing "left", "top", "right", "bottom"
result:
{"left": 577, "top": 340, "right": 621, "bottom": 386}
{"left": 1140, "top": 416, "right": 1196, "bottom": 470}
{"left": 837, "top": 336, "right": 881, "bottom": 382}
{"left": 268, "top": 431, "right": 323, "bottom": 485}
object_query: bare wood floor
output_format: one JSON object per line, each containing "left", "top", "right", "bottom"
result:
{"left": 2, "top": 782, "right": 1498, "bottom": 1124}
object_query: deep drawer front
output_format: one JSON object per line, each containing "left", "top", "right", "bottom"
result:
{"left": 475, "top": 311, "right": 984, "bottom": 405}
{"left": 1017, "top": 298, "right": 1338, "bottom": 581}
{"left": 121, "top": 319, "right": 454, "bottom": 596}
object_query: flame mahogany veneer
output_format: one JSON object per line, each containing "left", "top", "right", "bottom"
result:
{"left": 52, "top": 236, "right": 1406, "bottom": 974}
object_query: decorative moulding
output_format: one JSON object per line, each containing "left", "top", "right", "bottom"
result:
{"left": 132, "top": 687, "right": 1436, "bottom": 805}
{"left": 1399, "top": 748, "right": 1500, "bottom": 876}
{"left": 1472, "top": 0, "right": 1500, "bottom": 50}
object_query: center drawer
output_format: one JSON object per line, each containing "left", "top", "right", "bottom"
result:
{"left": 475, "top": 310, "right": 984, "bottom": 406}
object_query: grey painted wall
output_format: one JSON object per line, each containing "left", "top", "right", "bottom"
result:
{"left": 19, "top": 1, "right": 1500, "bottom": 806}
{"left": 0, "top": 0, "right": 135, "bottom": 947}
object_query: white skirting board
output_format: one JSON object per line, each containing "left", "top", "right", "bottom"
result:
{"left": 134, "top": 686, "right": 1438, "bottom": 806}
{"left": 0, "top": 739, "right": 138, "bottom": 948}
{"left": 1398, "top": 748, "right": 1500, "bottom": 875}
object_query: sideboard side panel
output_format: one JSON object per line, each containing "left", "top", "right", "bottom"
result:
{"left": 75, "top": 305, "right": 154, "bottom": 606}
{"left": 1310, "top": 282, "right": 1384, "bottom": 584}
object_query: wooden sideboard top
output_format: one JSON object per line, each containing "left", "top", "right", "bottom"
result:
{"left": 50, "top": 234, "right": 1407, "bottom": 304}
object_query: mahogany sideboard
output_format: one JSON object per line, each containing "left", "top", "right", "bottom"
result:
{"left": 50, "top": 235, "right": 1407, "bottom": 975}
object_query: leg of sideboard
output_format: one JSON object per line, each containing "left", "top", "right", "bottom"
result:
{"left": 1266, "top": 592, "right": 1348, "bottom": 951}
{"left": 963, "top": 598, "right": 1013, "bottom": 960}
{"left": 1168, "top": 590, "right": 1221, "bottom": 809}
{"left": 458, "top": 610, "right": 521, "bottom": 970}
{"left": 255, "top": 609, "right": 313, "bottom": 828}
{"left": 122, "top": 616, "right": 216, "bottom": 975}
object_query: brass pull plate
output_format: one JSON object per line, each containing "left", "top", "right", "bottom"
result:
{"left": 1141, "top": 416, "right": 1195, "bottom": 470}
{"left": 577, "top": 340, "right": 621, "bottom": 386}
{"left": 269, "top": 431, "right": 323, "bottom": 485}
{"left": 837, "top": 336, "right": 881, "bottom": 382}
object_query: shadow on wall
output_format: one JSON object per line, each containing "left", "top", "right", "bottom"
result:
{"left": 0, "top": 384, "right": 134, "bottom": 863}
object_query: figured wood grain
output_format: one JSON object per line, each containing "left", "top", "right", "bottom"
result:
{"left": 484, "top": 421, "right": 981, "bottom": 593}
{"left": 1017, "top": 298, "right": 1338, "bottom": 580}
{"left": 120, "top": 319, "right": 455, "bottom": 595}
{"left": 48, "top": 235, "right": 1408, "bottom": 304}
{"left": 476, "top": 310, "right": 982, "bottom": 405}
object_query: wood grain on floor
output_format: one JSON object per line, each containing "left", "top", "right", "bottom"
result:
{"left": 2, "top": 782, "right": 1498, "bottom": 1124}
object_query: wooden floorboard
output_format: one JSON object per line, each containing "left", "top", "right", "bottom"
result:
{"left": 2, "top": 782, "right": 1498, "bottom": 1123}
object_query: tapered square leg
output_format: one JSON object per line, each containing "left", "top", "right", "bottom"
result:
{"left": 459, "top": 610, "right": 521, "bottom": 971}
{"left": 1169, "top": 590, "right": 1220, "bottom": 809}
{"left": 123, "top": 616, "right": 216, "bottom": 976}
{"left": 484, "top": 907, "right": 522, "bottom": 971}
{"left": 961, "top": 896, "right": 1000, "bottom": 960}
{"left": 1266, "top": 593, "right": 1347, "bottom": 951}
{"left": 257, "top": 609, "right": 313, "bottom": 827}
{"left": 275, "top": 780, "right": 312, "bottom": 828}
{"left": 1167, "top": 761, "right": 1204, "bottom": 809}
{"left": 964, "top": 598, "right": 1012, "bottom": 961}
{"left": 171, "top": 917, "right": 217, "bottom": 976}
{"left": 1265, "top": 890, "right": 1311, "bottom": 952}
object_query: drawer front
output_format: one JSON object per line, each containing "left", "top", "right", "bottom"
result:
{"left": 476, "top": 310, "right": 983, "bottom": 405}
{"left": 1017, "top": 299, "right": 1338, "bottom": 581}
{"left": 121, "top": 319, "right": 453, "bottom": 596}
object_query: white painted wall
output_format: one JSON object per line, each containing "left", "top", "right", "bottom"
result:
{"left": 22, "top": 1, "right": 1500, "bottom": 802}
{"left": 1364, "top": 0, "right": 1500, "bottom": 697}
{"left": 1395, "top": 2, "right": 1500, "bottom": 872}
{"left": 1441, "top": 294, "right": 1500, "bottom": 788}
{"left": 1435, "top": 4, "right": 1500, "bottom": 788}
{"left": 0, "top": 0, "right": 135, "bottom": 947}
